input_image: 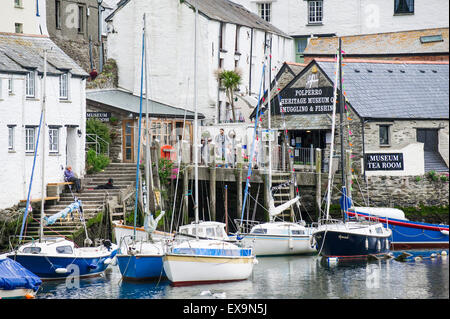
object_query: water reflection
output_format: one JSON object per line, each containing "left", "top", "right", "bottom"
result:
{"left": 37, "top": 251, "right": 448, "bottom": 299}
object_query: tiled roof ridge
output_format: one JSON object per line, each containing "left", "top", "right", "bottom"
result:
{"left": 314, "top": 57, "right": 449, "bottom": 65}
{"left": 0, "top": 32, "right": 49, "bottom": 38}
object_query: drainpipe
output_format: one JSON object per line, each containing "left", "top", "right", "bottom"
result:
{"left": 249, "top": 28, "right": 253, "bottom": 95}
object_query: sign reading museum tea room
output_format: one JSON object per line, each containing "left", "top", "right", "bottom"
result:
{"left": 365, "top": 153, "right": 404, "bottom": 171}
{"left": 274, "top": 87, "right": 335, "bottom": 115}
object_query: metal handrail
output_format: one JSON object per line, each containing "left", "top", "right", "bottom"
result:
{"left": 86, "top": 133, "right": 110, "bottom": 157}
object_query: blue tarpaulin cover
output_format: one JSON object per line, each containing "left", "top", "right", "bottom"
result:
{"left": 0, "top": 258, "right": 42, "bottom": 291}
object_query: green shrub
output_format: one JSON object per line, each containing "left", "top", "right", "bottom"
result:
{"left": 427, "top": 170, "right": 439, "bottom": 181}
{"left": 414, "top": 176, "right": 422, "bottom": 182}
{"left": 86, "top": 149, "right": 110, "bottom": 174}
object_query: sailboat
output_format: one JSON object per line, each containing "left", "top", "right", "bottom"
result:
{"left": 0, "top": 255, "right": 41, "bottom": 299}
{"left": 162, "top": 2, "right": 256, "bottom": 286}
{"left": 116, "top": 15, "right": 170, "bottom": 281}
{"left": 7, "top": 49, "right": 117, "bottom": 280}
{"left": 237, "top": 45, "right": 317, "bottom": 256}
{"left": 312, "top": 38, "right": 392, "bottom": 259}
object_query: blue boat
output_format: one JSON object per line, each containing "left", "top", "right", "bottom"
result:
{"left": 346, "top": 207, "right": 449, "bottom": 250}
{"left": 7, "top": 238, "right": 117, "bottom": 280}
{"left": 0, "top": 255, "right": 42, "bottom": 299}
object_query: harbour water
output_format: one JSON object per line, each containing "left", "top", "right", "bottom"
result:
{"left": 36, "top": 250, "right": 448, "bottom": 300}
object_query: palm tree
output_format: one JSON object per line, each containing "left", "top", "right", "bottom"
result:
{"left": 217, "top": 69, "right": 242, "bottom": 122}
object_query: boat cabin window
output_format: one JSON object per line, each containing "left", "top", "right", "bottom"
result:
{"left": 22, "top": 247, "right": 41, "bottom": 254}
{"left": 206, "top": 228, "right": 215, "bottom": 238}
{"left": 56, "top": 245, "right": 73, "bottom": 254}
{"left": 291, "top": 230, "right": 305, "bottom": 235}
{"left": 375, "top": 227, "right": 383, "bottom": 234}
{"left": 251, "top": 228, "right": 267, "bottom": 234}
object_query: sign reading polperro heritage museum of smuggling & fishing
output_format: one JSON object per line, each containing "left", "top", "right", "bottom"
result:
{"left": 365, "top": 153, "right": 404, "bottom": 171}
{"left": 274, "top": 87, "right": 335, "bottom": 115}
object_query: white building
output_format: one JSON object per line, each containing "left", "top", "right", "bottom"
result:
{"left": 0, "top": 33, "right": 88, "bottom": 209}
{"left": 233, "top": 0, "right": 450, "bottom": 62}
{"left": 0, "top": 0, "right": 48, "bottom": 36}
{"left": 105, "top": 0, "right": 294, "bottom": 125}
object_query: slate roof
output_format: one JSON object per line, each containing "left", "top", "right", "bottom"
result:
{"left": 303, "top": 28, "right": 449, "bottom": 56}
{"left": 0, "top": 34, "right": 88, "bottom": 77}
{"left": 316, "top": 60, "right": 449, "bottom": 120}
{"left": 86, "top": 89, "right": 205, "bottom": 119}
{"left": 106, "top": 0, "right": 289, "bottom": 38}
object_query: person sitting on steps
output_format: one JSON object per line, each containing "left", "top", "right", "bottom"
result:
{"left": 64, "top": 166, "right": 82, "bottom": 193}
{"left": 95, "top": 178, "right": 115, "bottom": 189}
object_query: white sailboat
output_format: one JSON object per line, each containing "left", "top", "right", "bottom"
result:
{"left": 162, "top": 1, "right": 256, "bottom": 286}
{"left": 312, "top": 38, "right": 392, "bottom": 259}
{"left": 116, "top": 15, "right": 172, "bottom": 281}
{"left": 8, "top": 49, "right": 117, "bottom": 280}
{"left": 237, "top": 46, "right": 316, "bottom": 256}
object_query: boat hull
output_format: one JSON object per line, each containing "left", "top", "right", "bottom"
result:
{"left": 0, "top": 288, "right": 36, "bottom": 299}
{"left": 163, "top": 254, "right": 254, "bottom": 286}
{"left": 241, "top": 234, "right": 316, "bottom": 256}
{"left": 347, "top": 211, "right": 449, "bottom": 250}
{"left": 8, "top": 252, "right": 116, "bottom": 280}
{"left": 313, "top": 230, "right": 390, "bottom": 259}
{"left": 117, "top": 254, "right": 165, "bottom": 281}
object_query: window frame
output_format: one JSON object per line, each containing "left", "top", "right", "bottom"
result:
{"left": 26, "top": 71, "right": 36, "bottom": 98}
{"left": 25, "top": 127, "right": 36, "bottom": 153}
{"left": 8, "top": 125, "right": 15, "bottom": 151}
{"left": 15, "top": 23, "right": 23, "bottom": 34}
{"left": 55, "top": 0, "right": 61, "bottom": 29}
{"left": 394, "top": 0, "right": 414, "bottom": 15}
{"left": 49, "top": 127, "right": 59, "bottom": 153}
{"left": 379, "top": 125, "right": 391, "bottom": 146}
{"left": 59, "top": 72, "right": 69, "bottom": 100}
{"left": 14, "top": 0, "right": 23, "bottom": 8}
{"left": 258, "top": 2, "right": 272, "bottom": 23}
{"left": 8, "top": 76, "right": 13, "bottom": 94}
{"left": 77, "top": 5, "right": 84, "bottom": 33}
{"left": 308, "top": 0, "right": 324, "bottom": 25}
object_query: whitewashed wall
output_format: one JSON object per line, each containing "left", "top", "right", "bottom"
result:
{"left": 0, "top": 0, "right": 48, "bottom": 35}
{"left": 106, "top": 0, "right": 294, "bottom": 125}
{"left": 0, "top": 73, "right": 85, "bottom": 209}
{"left": 233, "top": 0, "right": 449, "bottom": 36}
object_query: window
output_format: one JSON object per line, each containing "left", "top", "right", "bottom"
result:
{"left": 55, "top": 0, "right": 61, "bottom": 29}
{"left": 22, "top": 247, "right": 41, "bottom": 254}
{"left": 258, "top": 3, "right": 271, "bottom": 22}
{"left": 251, "top": 228, "right": 267, "bottom": 234}
{"left": 14, "top": 0, "right": 22, "bottom": 8}
{"left": 59, "top": 73, "right": 68, "bottom": 99}
{"left": 291, "top": 230, "right": 305, "bottom": 235}
{"left": 308, "top": 0, "right": 323, "bottom": 24}
{"left": 379, "top": 125, "right": 390, "bottom": 145}
{"left": 25, "top": 127, "right": 36, "bottom": 152}
{"left": 15, "top": 23, "right": 23, "bottom": 33}
{"left": 78, "top": 5, "right": 84, "bottom": 33}
{"left": 8, "top": 77, "right": 13, "bottom": 94}
{"left": 56, "top": 245, "right": 73, "bottom": 254}
{"left": 295, "top": 37, "right": 308, "bottom": 63}
{"left": 26, "top": 71, "right": 35, "bottom": 98}
{"left": 394, "top": 0, "right": 414, "bottom": 14}
{"left": 49, "top": 127, "right": 59, "bottom": 153}
{"left": 8, "top": 126, "right": 15, "bottom": 151}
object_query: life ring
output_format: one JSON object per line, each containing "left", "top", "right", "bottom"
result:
{"left": 161, "top": 145, "right": 175, "bottom": 160}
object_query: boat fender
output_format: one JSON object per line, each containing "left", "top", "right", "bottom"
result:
{"left": 414, "top": 256, "right": 423, "bottom": 262}
{"left": 103, "top": 258, "right": 112, "bottom": 265}
{"left": 87, "top": 264, "right": 97, "bottom": 270}
{"left": 110, "top": 256, "right": 118, "bottom": 266}
{"left": 430, "top": 253, "right": 437, "bottom": 259}
{"left": 310, "top": 236, "right": 316, "bottom": 249}
{"left": 25, "top": 293, "right": 35, "bottom": 299}
{"left": 55, "top": 268, "right": 68, "bottom": 274}
{"left": 376, "top": 240, "right": 381, "bottom": 252}
{"left": 253, "top": 258, "right": 259, "bottom": 265}
{"left": 441, "top": 251, "right": 448, "bottom": 256}
{"left": 365, "top": 238, "right": 369, "bottom": 250}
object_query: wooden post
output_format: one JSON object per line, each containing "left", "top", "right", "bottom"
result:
{"left": 315, "top": 148, "right": 322, "bottom": 219}
{"left": 209, "top": 143, "right": 216, "bottom": 221}
{"left": 183, "top": 165, "right": 190, "bottom": 225}
{"left": 237, "top": 166, "right": 243, "bottom": 222}
{"left": 346, "top": 150, "right": 352, "bottom": 200}
{"left": 224, "top": 184, "right": 228, "bottom": 234}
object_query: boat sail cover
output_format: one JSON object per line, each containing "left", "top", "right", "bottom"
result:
{"left": 269, "top": 196, "right": 300, "bottom": 219}
{"left": 144, "top": 210, "right": 166, "bottom": 234}
{"left": 0, "top": 257, "right": 42, "bottom": 291}
{"left": 43, "top": 201, "right": 82, "bottom": 226}
{"left": 339, "top": 187, "right": 353, "bottom": 212}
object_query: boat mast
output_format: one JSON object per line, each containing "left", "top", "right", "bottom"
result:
{"left": 324, "top": 40, "right": 341, "bottom": 221}
{"left": 143, "top": 13, "right": 154, "bottom": 218}
{"left": 338, "top": 38, "right": 347, "bottom": 220}
{"left": 267, "top": 36, "right": 273, "bottom": 221}
{"left": 193, "top": 0, "right": 199, "bottom": 238}
{"left": 39, "top": 49, "right": 47, "bottom": 242}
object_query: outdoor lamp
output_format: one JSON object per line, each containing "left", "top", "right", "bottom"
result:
{"left": 77, "top": 129, "right": 82, "bottom": 138}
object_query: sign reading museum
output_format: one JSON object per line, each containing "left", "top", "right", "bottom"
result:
{"left": 365, "top": 153, "right": 404, "bottom": 171}
{"left": 274, "top": 87, "right": 335, "bottom": 115}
